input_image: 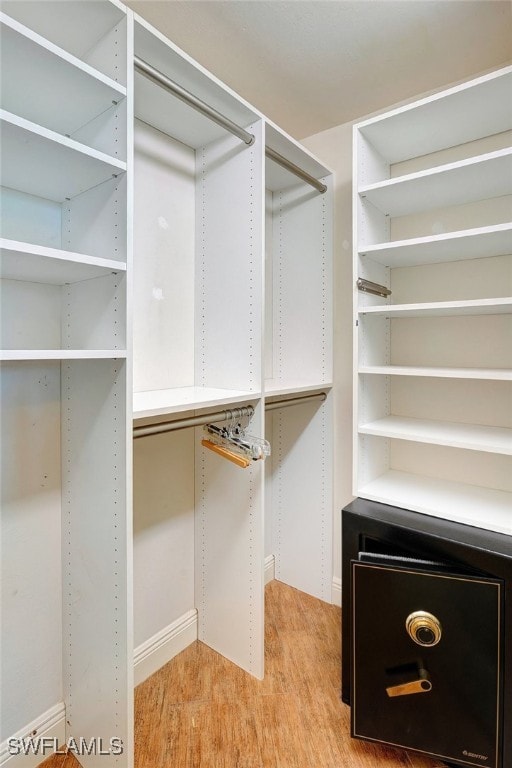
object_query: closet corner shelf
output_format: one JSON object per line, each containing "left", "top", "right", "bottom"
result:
{"left": 358, "top": 297, "right": 512, "bottom": 319}
{"left": 133, "top": 386, "right": 260, "bottom": 419}
{"left": 0, "top": 109, "right": 126, "bottom": 202}
{"left": 0, "top": 350, "right": 127, "bottom": 361}
{"left": 359, "top": 365, "right": 512, "bottom": 381}
{"left": 264, "top": 381, "right": 333, "bottom": 398}
{"left": 1, "top": 12, "right": 126, "bottom": 138}
{"left": 356, "top": 67, "right": 512, "bottom": 164}
{"left": 358, "top": 147, "right": 512, "bottom": 218}
{"left": 0, "top": 239, "right": 126, "bottom": 284}
{"left": 358, "top": 415, "right": 512, "bottom": 455}
{"left": 358, "top": 222, "right": 512, "bottom": 268}
{"left": 357, "top": 470, "right": 512, "bottom": 537}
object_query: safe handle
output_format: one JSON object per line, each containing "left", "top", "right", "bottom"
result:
{"left": 386, "top": 668, "right": 432, "bottom": 698}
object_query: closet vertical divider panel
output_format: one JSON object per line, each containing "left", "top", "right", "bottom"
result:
{"left": 268, "top": 394, "right": 333, "bottom": 601}
{"left": 264, "top": 134, "right": 333, "bottom": 603}
{"left": 0, "top": 1, "right": 132, "bottom": 764}
{"left": 60, "top": 11, "right": 133, "bottom": 767}
{"left": 194, "top": 122, "right": 265, "bottom": 678}
{"left": 132, "top": 13, "right": 265, "bottom": 681}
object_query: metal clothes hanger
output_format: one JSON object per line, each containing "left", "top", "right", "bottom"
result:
{"left": 202, "top": 408, "right": 271, "bottom": 468}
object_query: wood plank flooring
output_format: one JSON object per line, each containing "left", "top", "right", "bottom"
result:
{"left": 40, "top": 580, "right": 445, "bottom": 768}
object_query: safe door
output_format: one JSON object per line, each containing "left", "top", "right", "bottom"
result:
{"left": 351, "top": 557, "right": 503, "bottom": 768}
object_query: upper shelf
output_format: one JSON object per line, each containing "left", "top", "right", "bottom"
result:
{"left": 134, "top": 15, "right": 259, "bottom": 149}
{"left": 359, "top": 223, "right": 512, "bottom": 267}
{"left": 265, "top": 122, "right": 332, "bottom": 192}
{"left": 357, "top": 66, "right": 512, "bottom": 164}
{"left": 0, "top": 13, "right": 126, "bottom": 140}
{"left": 359, "top": 147, "right": 512, "bottom": 218}
{"left": 0, "top": 110, "right": 126, "bottom": 202}
{"left": 359, "top": 297, "right": 512, "bottom": 319}
{"left": 133, "top": 386, "right": 259, "bottom": 420}
{"left": 0, "top": 239, "right": 126, "bottom": 285}
{"left": 0, "top": 1, "right": 126, "bottom": 74}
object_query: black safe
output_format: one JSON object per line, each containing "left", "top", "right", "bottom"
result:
{"left": 342, "top": 499, "right": 512, "bottom": 768}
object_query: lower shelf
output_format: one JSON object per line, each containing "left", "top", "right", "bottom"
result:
{"left": 0, "top": 238, "right": 126, "bottom": 284}
{"left": 358, "top": 469, "right": 512, "bottom": 536}
{"left": 0, "top": 349, "right": 127, "bottom": 360}
{"left": 359, "top": 365, "right": 512, "bottom": 380}
{"left": 133, "top": 386, "right": 259, "bottom": 419}
{"left": 359, "top": 415, "right": 512, "bottom": 455}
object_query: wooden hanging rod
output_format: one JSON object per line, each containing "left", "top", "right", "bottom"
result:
{"left": 132, "top": 392, "right": 327, "bottom": 439}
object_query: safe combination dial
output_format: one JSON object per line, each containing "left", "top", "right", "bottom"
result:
{"left": 405, "top": 611, "right": 442, "bottom": 647}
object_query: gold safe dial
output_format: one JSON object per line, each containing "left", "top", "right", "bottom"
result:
{"left": 406, "top": 611, "right": 442, "bottom": 647}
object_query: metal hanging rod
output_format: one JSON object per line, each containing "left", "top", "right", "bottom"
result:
{"left": 265, "top": 147, "right": 327, "bottom": 194}
{"left": 133, "top": 405, "right": 254, "bottom": 440}
{"left": 133, "top": 392, "right": 327, "bottom": 439}
{"left": 134, "top": 57, "right": 327, "bottom": 195}
{"left": 134, "top": 55, "right": 255, "bottom": 147}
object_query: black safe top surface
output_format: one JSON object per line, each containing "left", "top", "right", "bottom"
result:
{"left": 343, "top": 498, "right": 512, "bottom": 563}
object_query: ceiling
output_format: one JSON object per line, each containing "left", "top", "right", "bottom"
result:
{"left": 126, "top": 0, "right": 512, "bottom": 140}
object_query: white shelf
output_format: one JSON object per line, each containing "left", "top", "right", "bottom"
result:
{"left": 358, "top": 469, "right": 512, "bottom": 537}
{"left": 0, "top": 110, "right": 126, "bottom": 202}
{"left": 0, "top": 13, "right": 126, "bottom": 138}
{"left": 0, "top": 0, "right": 126, "bottom": 67}
{"left": 359, "top": 223, "right": 512, "bottom": 268}
{"left": 359, "top": 415, "right": 512, "bottom": 455}
{"left": 359, "top": 297, "right": 512, "bottom": 319}
{"left": 264, "top": 381, "right": 333, "bottom": 398}
{"left": 359, "top": 365, "right": 512, "bottom": 380}
{"left": 265, "top": 123, "right": 332, "bottom": 192}
{"left": 357, "top": 66, "right": 512, "bottom": 164}
{"left": 359, "top": 148, "right": 512, "bottom": 217}
{"left": 133, "top": 386, "right": 259, "bottom": 420}
{"left": 134, "top": 16, "right": 259, "bottom": 149}
{"left": 0, "top": 239, "right": 126, "bottom": 285}
{"left": 0, "top": 350, "right": 127, "bottom": 361}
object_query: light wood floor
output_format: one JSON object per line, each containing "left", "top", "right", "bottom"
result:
{"left": 41, "top": 580, "right": 445, "bottom": 768}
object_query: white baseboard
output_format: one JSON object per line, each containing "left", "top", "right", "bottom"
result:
{"left": 0, "top": 702, "right": 65, "bottom": 768}
{"left": 266, "top": 555, "right": 341, "bottom": 606}
{"left": 331, "top": 576, "right": 342, "bottom": 607}
{"left": 2, "top": 609, "right": 199, "bottom": 764}
{"left": 135, "top": 555, "right": 275, "bottom": 687}
{"left": 264, "top": 554, "right": 275, "bottom": 584}
{"left": 134, "top": 608, "right": 198, "bottom": 686}
{"left": 4, "top": 569, "right": 340, "bottom": 762}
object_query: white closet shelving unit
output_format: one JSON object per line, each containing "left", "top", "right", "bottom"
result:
{"left": 131, "top": 14, "right": 266, "bottom": 679}
{"left": 1, "top": 3, "right": 333, "bottom": 765}
{"left": 0, "top": 1, "right": 132, "bottom": 766}
{"left": 353, "top": 65, "right": 512, "bottom": 537}
{"left": 131, "top": 11, "right": 333, "bottom": 683}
